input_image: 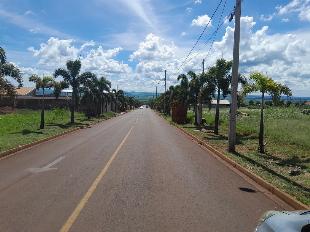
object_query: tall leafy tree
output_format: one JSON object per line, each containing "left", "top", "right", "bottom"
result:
{"left": 54, "top": 60, "right": 92, "bottom": 123}
{"left": 95, "top": 76, "right": 111, "bottom": 114}
{"left": 244, "top": 72, "right": 291, "bottom": 153}
{"left": 188, "top": 71, "right": 204, "bottom": 125}
{"left": 270, "top": 83, "right": 292, "bottom": 106}
{"left": 208, "top": 59, "right": 232, "bottom": 134}
{"left": 29, "top": 75, "right": 54, "bottom": 129}
{"left": 53, "top": 81, "right": 68, "bottom": 99}
{"left": 177, "top": 74, "right": 189, "bottom": 106}
{"left": 0, "top": 47, "right": 22, "bottom": 96}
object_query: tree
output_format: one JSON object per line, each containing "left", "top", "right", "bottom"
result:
{"left": 29, "top": 75, "right": 54, "bottom": 129}
{"left": 188, "top": 71, "right": 204, "bottom": 125}
{"left": 0, "top": 47, "right": 22, "bottom": 97}
{"left": 53, "top": 81, "right": 68, "bottom": 99}
{"left": 177, "top": 74, "right": 189, "bottom": 106}
{"left": 244, "top": 72, "right": 291, "bottom": 153}
{"left": 208, "top": 59, "right": 232, "bottom": 134}
{"left": 270, "top": 83, "right": 292, "bottom": 106}
{"left": 80, "top": 75, "right": 111, "bottom": 117}
{"left": 197, "top": 72, "right": 216, "bottom": 125}
{"left": 54, "top": 60, "right": 92, "bottom": 123}
{"left": 95, "top": 76, "right": 111, "bottom": 115}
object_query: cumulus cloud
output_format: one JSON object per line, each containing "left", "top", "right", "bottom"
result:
{"left": 191, "top": 14, "right": 212, "bottom": 27}
{"left": 276, "top": 0, "right": 310, "bottom": 22}
{"left": 130, "top": 33, "right": 176, "bottom": 62}
{"left": 129, "top": 33, "right": 182, "bottom": 90}
{"left": 27, "top": 37, "right": 131, "bottom": 87}
{"left": 193, "top": 0, "right": 202, "bottom": 4}
{"left": 260, "top": 14, "right": 274, "bottom": 22}
{"left": 22, "top": 16, "right": 310, "bottom": 95}
{"left": 210, "top": 16, "right": 310, "bottom": 95}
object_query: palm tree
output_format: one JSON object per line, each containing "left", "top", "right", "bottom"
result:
{"left": 177, "top": 74, "right": 189, "bottom": 106}
{"left": 53, "top": 81, "right": 68, "bottom": 99}
{"left": 29, "top": 75, "right": 54, "bottom": 129}
{"left": 244, "top": 72, "right": 291, "bottom": 153}
{"left": 0, "top": 47, "right": 22, "bottom": 97}
{"left": 194, "top": 72, "right": 217, "bottom": 125}
{"left": 188, "top": 71, "right": 204, "bottom": 125}
{"left": 208, "top": 59, "right": 232, "bottom": 134}
{"left": 54, "top": 60, "right": 92, "bottom": 123}
{"left": 95, "top": 76, "right": 111, "bottom": 114}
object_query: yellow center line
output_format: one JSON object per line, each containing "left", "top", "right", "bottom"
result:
{"left": 59, "top": 126, "right": 134, "bottom": 232}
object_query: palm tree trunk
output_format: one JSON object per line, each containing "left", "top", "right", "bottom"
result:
{"left": 197, "top": 90, "right": 202, "bottom": 126}
{"left": 214, "top": 89, "right": 220, "bottom": 134}
{"left": 194, "top": 95, "right": 198, "bottom": 125}
{"left": 40, "top": 88, "right": 45, "bottom": 129}
{"left": 71, "top": 86, "right": 76, "bottom": 124}
{"left": 259, "top": 91, "right": 265, "bottom": 153}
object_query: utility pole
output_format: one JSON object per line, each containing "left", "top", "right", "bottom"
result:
{"left": 164, "top": 70, "right": 167, "bottom": 114}
{"left": 228, "top": 0, "right": 241, "bottom": 152}
{"left": 155, "top": 85, "right": 158, "bottom": 98}
{"left": 197, "top": 59, "right": 205, "bottom": 125}
{"left": 202, "top": 59, "right": 205, "bottom": 74}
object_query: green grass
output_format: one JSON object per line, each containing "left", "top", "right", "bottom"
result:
{"left": 165, "top": 106, "right": 310, "bottom": 205}
{"left": 0, "top": 109, "right": 116, "bottom": 154}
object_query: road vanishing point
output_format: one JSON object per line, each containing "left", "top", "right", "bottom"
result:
{"left": 0, "top": 109, "right": 292, "bottom": 232}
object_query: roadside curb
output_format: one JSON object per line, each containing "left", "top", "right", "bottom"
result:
{"left": 0, "top": 114, "right": 119, "bottom": 161}
{"left": 157, "top": 113, "right": 309, "bottom": 210}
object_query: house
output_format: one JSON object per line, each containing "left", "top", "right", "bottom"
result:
{"left": 211, "top": 99, "right": 230, "bottom": 108}
{"left": 15, "top": 87, "right": 36, "bottom": 96}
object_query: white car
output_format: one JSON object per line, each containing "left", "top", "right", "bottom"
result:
{"left": 139, "top": 106, "right": 144, "bottom": 109}
{"left": 255, "top": 210, "right": 310, "bottom": 232}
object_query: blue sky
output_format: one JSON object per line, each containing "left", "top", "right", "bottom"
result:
{"left": 1, "top": 0, "right": 310, "bottom": 96}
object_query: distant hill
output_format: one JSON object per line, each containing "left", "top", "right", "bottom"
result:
{"left": 125, "top": 92, "right": 310, "bottom": 103}
{"left": 125, "top": 92, "right": 155, "bottom": 100}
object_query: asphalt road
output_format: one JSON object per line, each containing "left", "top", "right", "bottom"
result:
{"left": 0, "top": 109, "right": 291, "bottom": 232}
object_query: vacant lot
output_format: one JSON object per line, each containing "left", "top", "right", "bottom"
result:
{"left": 0, "top": 109, "right": 116, "bottom": 154}
{"left": 169, "top": 107, "right": 310, "bottom": 205}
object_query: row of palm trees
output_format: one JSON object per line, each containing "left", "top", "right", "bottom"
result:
{"left": 151, "top": 58, "right": 292, "bottom": 154}
{"left": 0, "top": 47, "right": 140, "bottom": 129}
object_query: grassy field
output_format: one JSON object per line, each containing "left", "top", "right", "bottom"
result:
{"left": 0, "top": 109, "right": 116, "bottom": 154}
{"left": 167, "top": 106, "right": 310, "bottom": 205}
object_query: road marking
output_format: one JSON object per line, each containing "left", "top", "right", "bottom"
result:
{"left": 59, "top": 126, "right": 134, "bottom": 232}
{"left": 28, "top": 156, "right": 65, "bottom": 173}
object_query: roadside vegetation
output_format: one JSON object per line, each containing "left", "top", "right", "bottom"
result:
{"left": 0, "top": 47, "right": 141, "bottom": 154}
{"left": 0, "top": 108, "right": 116, "bottom": 154}
{"left": 150, "top": 58, "right": 309, "bottom": 205}
{"left": 163, "top": 106, "right": 310, "bottom": 205}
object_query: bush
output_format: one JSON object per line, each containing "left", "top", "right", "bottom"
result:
{"left": 186, "top": 113, "right": 195, "bottom": 124}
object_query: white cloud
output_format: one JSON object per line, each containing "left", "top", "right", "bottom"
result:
{"left": 282, "top": 18, "right": 290, "bottom": 22}
{"left": 27, "top": 37, "right": 131, "bottom": 86}
{"left": 191, "top": 14, "right": 212, "bottom": 27}
{"left": 28, "top": 37, "right": 80, "bottom": 67}
{"left": 181, "top": 32, "right": 187, "bottom": 36}
{"left": 211, "top": 16, "right": 310, "bottom": 96}
{"left": 260, "top": 14, "right": 274, "bottom": 22}
{"left": 193, "top": 0, "right": 202, "bottom": 4}
{"left": 130, "top": 33, "right": 176, "bottom": 62}
{"left": 186, "top": 7, "right": 192, "bottom": 14}
{"left": 0, "top": 9, "right": 68, "bottom": 37}
{"left": 276, "top": 0, "right": 310, "bottom": 22}
{"left": 129, "top": 33, "right": 181, "bottom": 91}
{"left": 24, "top": 10, "right": 34, "bottom": 16}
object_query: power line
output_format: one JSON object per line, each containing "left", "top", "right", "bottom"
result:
{"left": 179, "top": 0, "right": 229, "bottom": 70}
{"left": 178, "top": 0, "right": 224, "bottom": 71}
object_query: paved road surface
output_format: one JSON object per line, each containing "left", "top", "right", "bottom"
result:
{"left": 0, "top": 109, "right": 291, "bottom": 232}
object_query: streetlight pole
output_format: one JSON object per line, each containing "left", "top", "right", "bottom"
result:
{"left": 164, "top": 70, "right": 167, "bottom": 114}
{"left": 228, "top": 0, "right": 241, "bottom": 152}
